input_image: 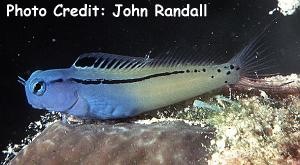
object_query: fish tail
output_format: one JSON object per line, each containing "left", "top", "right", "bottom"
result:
{"left": 227, "top": 24, "right": 298, "bottom": 93}
{"left": 226, "top": 24, "right": 292, "bottom": 91}
{"left": 228, "top": 26, "right": 275, "bottom": 80}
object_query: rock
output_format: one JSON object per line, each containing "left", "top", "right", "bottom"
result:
{"left": 9, "top": 121, "right": 214, "bottom": 165}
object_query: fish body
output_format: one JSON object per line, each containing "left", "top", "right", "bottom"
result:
{"left": 21, "top": 36, "right": 264, "bottom": 119}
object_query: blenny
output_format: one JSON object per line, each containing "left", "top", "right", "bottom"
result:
{"left": 19, "top": 35, "right": 269, "bottom": 119}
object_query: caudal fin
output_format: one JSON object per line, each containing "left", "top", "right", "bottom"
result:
{"left": 228, "top": 26, "right": 276, "bottom": 79}
{"left": 226, "top": 23, "right": 299, "bottom": 93}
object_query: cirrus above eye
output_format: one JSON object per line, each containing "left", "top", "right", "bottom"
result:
{"left": 33, "top": 81, "right": 46, "bottom": 96}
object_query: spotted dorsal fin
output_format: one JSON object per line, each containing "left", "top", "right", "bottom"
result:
{"left": 72, "top": 52, "right": 153, "bottom": 70}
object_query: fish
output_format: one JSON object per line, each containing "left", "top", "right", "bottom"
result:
{"left": 19, "top": 34, "right": 271, "bottom": 120}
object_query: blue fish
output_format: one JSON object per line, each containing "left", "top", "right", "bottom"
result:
{"left": 19, "top": 35, "right": 269, "bottom": 119}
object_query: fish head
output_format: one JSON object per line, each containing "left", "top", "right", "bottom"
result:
{"left": 23, "top": 69, "right": 78, "bottom": 113}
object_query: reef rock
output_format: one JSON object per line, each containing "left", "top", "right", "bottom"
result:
{"left": 9, "top": 120, "right": 213, "bottom": 165}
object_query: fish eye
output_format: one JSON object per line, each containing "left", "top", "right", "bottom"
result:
{"left": 32, "top": 81, "right": 46, "bottom": 96}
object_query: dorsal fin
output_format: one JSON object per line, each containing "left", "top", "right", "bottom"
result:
{"left": 72, "top": 52, "right": 153, "bottom": 70}
{"left": 147, "top": 47, "right": 226, "bottom": 67}
{"left": 72, "top": 50, "right": 224, "bottom": 71}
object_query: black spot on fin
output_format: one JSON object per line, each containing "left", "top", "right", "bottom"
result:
{"left": 72, "top": 52, "right": 153, "bottom": 70}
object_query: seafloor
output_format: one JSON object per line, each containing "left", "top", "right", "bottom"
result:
{"left": 2, "top": 74, "right": 300, "bottom": 165}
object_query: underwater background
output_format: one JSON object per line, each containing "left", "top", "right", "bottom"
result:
{"left": 1, "top": 0, "right": 300, "bottom": 163}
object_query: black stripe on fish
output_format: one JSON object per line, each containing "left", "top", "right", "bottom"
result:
{"left": 70, "top": 71, "right": 185, "bottom": 84}
{"left": 50, "top": 79, "right": 63, "bottom": 83}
